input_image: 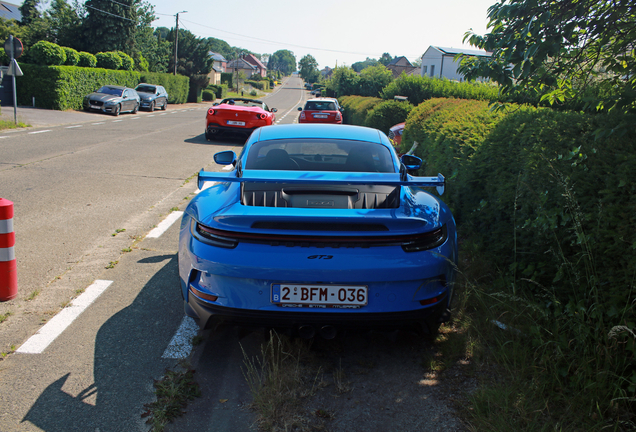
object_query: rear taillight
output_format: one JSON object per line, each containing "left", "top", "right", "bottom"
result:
{"left": 401, "top": 225, "right": 448, "bottom": 252}
{"left": 193, "top": 221, "right": 238, "bottom": 248}
{"left": 208, "top": 108, "right": 215, "bottom": 115}
{"left": 258, "top": 113, "right": 266, "bottom": 119}
{"left": 300, "top": 112, "right": 306, "bottom": 120}
{"left": 336, "top": 112, "right": 342, "bottom": 121}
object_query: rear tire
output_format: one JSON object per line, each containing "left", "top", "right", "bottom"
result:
{"left": 113, "top": 104, "right": 121, "bottom": 116}
{"left": 132, "top": 103, "right": 139, "bottom": 114}
{"left": 161, "top": 100, "right": 167, "bottom": 110}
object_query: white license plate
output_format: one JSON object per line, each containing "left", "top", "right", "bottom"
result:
{"left": 271, "top": 284, "right": 368, "bottom": 306}
{"left": 227, "top": 120, "right": 245, "bottom": 126}
{"left": 313, "top": 114, "right": 328, "bottom": 118}
{"left": 90, "top": 105, "right": 100, "bottom": 109}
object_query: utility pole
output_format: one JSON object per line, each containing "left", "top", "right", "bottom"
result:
{"left": 173, "top": 11, "right": 187, "bottom": 75}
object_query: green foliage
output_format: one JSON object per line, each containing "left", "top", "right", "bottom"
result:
{"left": 298, "top": 54, "right": 319, "bottom": 83}
{"left": 268, "top": 49, "right": 296, "bottom": 75}
{"left": 337, "top": 95, "right": 383, "bottom": 126}
{"left": 461, "top": 0, "right": 636, "bottom": 116}
{"left": 17, "top": 64, "right": 189, "bottom": 109}
{"left": 114, "top": 51, "right": 134, "bottom": 71}
{"left": 381, "top": 74, "right": 498, "bottom": 105}
{"left": 0, "top": 48, "right": 8, "bottom": 66}
{"left": 133, "top": 52, "right": 149, "bottom": 72}
{"left": 358, "top": 65, "right": 393, "bottom": 97}
{"left": 245, "top": 80, "right": 268, "bottom": 91}
{"left": 221, "top": 72, "right": 233, "bottom": 88}
{"left": 326, "top": 66, "right": 360, "bottom": 97}
{"left": 206, "top": 84, "right": 227, "bottom": 99}
{"left": 168, "top": 29, "right": 214, "bottom": 78}
{"left": 81, "top": 0, "right": 139, "bottom": 53}
{"left": 408, "top": 97, "right": 636, "bottom": 427}
{"left": 365, "top": 100, "right": 413, "bottom": 135}
{"left": 352, "top": 57, "right": 379, "bottom": 73}
{"left": 95, "top": 51, "right": 122, "bottom": 70}
{"left": 77, "top": 51, "right": 97, "bottom": 68}
{"left": 19, "top": 0, "right": 40, "bottom": 26}
{"left": 62, "top": 47, "right": 79, "bottom": 66}
{"left": 202, "top": 90, "right": 215, "bottom": 101}
{"left": 28, "top": 40, "right": 66, "bottom": 66}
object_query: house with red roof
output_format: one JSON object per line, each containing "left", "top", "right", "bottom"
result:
{"left": 243, "top": 54, "right": 267, "bottom": 78}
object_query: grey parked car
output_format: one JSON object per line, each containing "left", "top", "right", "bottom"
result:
{"left": 135, "top": 83, "right": 168, "bottom": 111}
{"left": 83, "top": 85, "right": 140, "bottom": 116}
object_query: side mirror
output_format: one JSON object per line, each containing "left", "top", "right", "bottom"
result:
{"left": 214, "top": 150, "right": 237, "bottom": 165}
{"left": 297, "top": 107, "right": 302, "bottom": 111}
{"left": 400, "top": 154, "right": 422, "bottom": 171}
{"left": 213, "top": 102, "right": 219, "bottom": 106}
{"left": 271, "top": 108, "right": 278, "bottom": 113}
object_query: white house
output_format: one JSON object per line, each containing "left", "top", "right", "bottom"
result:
{"left": 420, "top": 46, "right": 491, "bottom": 81}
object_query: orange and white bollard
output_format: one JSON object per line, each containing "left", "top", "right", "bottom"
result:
{"left": 0, "top": 198, "right": 17, "bottom": 301}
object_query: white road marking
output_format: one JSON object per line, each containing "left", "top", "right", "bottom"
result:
{"left": 0, "top": 136, "right": 10, "bottom": 139}
{"left": 112, "top": 120, "right": 123, "bottom": 123}
{"left": 92, "top": 122, "right": 105, "bottom": 125}
{"left": 148, "top": 115, "right": 155, "bottom": 117}
{"left": 16, "top": 280, "right": 113, "bottom": 354}
{"left": 65, "top": 125, "right": 83, "bottom": 129}
{"left": 161, "top": 316, "right": 198, "bottom": 359}
{"left": 146, "top": 211, "right": 183, "bottom": 238}
{"left": 28, "top": 130, "right": 52, "bottom": 134}
{"left": 130, "top": 117, "right": 140, "bottom": 120}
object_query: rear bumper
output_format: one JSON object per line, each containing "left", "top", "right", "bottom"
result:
{"left": 206, "top": 122, "right": 258, "bottom": 138}
{"left": 185, "top": 292, "right": 449, "bottom": 333}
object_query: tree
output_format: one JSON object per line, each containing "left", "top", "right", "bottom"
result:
{"left": 459, "top": 0, "right": 636, "bottom": 114}
{"left": 298, "top": 54, "right": 319, "bottom": 83}
{"left": 378, "top": 53, "right": 393, "bottom": 66}
{"left": 352, "top": 57, "right": 379, "bottom": 73}
{"left": 19, "top": 0, "right": 41, "bottom": 26}
{"left": 45, "top": 0, "right": 83, "bottom": 48}
{"left": 326, "top": 66, "right": 360, "bottom": 97}
{"left": 268, "top": 49, "right": 296, "bottom": 75}
{"left": 359, "top": 65, "right": 393, "bottom": 97}
{"left": 81, "top": 0, "right": 140, "bottom": 53}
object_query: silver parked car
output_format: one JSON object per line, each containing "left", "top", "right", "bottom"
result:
{"left": 135, "top": 83, "right": 168, "bottom": 111}
{"left": 83, "top": 85, "right": 140, "bottom": 116}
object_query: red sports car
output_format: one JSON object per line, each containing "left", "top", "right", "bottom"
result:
{"left": 297, "top": 98, "right": 343, "bottom": 124}
{"left": 205, "top": 98, "right": 277, "bottom": 141}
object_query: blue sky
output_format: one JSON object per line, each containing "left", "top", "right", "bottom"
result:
{"left": 148, "top": 0, "right": 497, "bottom": 69}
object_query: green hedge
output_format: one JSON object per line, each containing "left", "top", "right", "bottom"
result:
{"left": 221, "top": 72, "right": 233, "bottom": 88}
{"left": 245, "top": 80, "right": 269, "bottom": 90}
{"left": 365, "top": 100, "right": 413, "bottom": 135}
{"left": 338, "top": 95, "right": 383, "bottom": 126}
{"left": 17, "top": 64, "right": 189, "bottom": 109}
{"left": 407, "top": 98, "right": 636, "bottom": 415}
{"left": 206, "top": 84, "right": 227, "bottom": 99}
{"left": 381, "top": 74, "right": 499, "bottom": 105}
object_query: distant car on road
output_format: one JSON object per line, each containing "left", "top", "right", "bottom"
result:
{"left": 135, "top": 83, "right": 168, "bottom": 111}
{"left": 179, "top": 123, "right": 457, "bottom": 338}
{"left": 298, "top": 98, "right": 343, "bottom": 124}
{"left": 205, "top": 98, "right": 277, "bottom": 141}
{"left": 83, "top": 85, "right": 140, "bottom": 116}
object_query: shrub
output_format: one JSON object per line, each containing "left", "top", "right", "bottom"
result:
{"left": 28, "top": 41, "right": 66, "bottom": 66}
{"left": 365, "top": 100, "right": 413, "bottom": 134}
{"left": 0, "top": 48, "right": 8, "bottom": 66}
{"left": 133, "top": 52, "right": 149, "bottom": 72}
{"left": 250, "top": 89, "right": 257, "bottom": 96}
{"left": 61, "top": 47, "right": 79, "bottom": 66}
{"left": 114, "top": 51, "right": 134, "bottom": 71}
{"left": 78, "top": 52, "right": 97, "bottom": 68}
{"left": 206, "top": 84, "right": 227, "bottom": 99}
{"left": 381, "top": 74, "right": 499, "bottom": 105}
{"left": 337, "top": 95, "right": 383, "bottom": 125}
{"left": 95, "top": 52, "right": 122, "bottom": 70}
{"left": 202, "top": 90, "right": 215, "bottom": 101}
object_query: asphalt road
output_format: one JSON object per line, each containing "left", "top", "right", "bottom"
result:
{"left": 0, "top": 75, "right": 309, "bottom": 431}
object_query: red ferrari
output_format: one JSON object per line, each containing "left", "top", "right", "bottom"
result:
{"left": 205, "top": 98, "right": 277, "bottom": 141}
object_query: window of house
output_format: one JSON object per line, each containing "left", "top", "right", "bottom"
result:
{"left": 430, "top": 65, "right": 435, "bottom": 77}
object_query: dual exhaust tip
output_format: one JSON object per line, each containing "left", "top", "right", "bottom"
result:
{"left": 298, "top": 324, "right": 337, "bottom": 340}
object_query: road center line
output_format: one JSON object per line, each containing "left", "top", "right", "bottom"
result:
{"left": 146, "top": 211, "right": 183, "bottom": 238}
{"left": 16, "top": 280, "right": 113, "bottom": 354}
{"left": 28, "top": 130, "right": 52, "bottom": 134}
{"left": 161, "top": 316, "right": 198, "bottom": 359}
{"left": 65, "top": 125, "right": 83, "bottom": 129}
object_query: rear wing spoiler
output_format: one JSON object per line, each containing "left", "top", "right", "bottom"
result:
{"left": 197, "top": 170, "right": 445, "bottom": 195}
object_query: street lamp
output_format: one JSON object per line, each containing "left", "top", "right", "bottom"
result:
{"left": 173, "top": 11, "right": 187, "bottom": 75}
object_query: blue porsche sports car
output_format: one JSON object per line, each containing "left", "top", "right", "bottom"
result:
{"left": 178, "top": 124, "right": 457, "bottom": 338}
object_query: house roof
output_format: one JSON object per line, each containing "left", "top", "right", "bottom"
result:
{"left": 243, "top": 53, "right": 266, "bottom": 71}
{"left": 430, "top": 46, "right": 492, "bottom": 57}
{"left": 388, "top": 56, "right": 413, "bottom": 67}
{"left": 0, "top": 2, "right": 21, "bottom": 21}
{"left": 208, "top": 52, "right": 228, "bottom": 62}
{"left": 227, "top": 58, "right": 257, "bottom": 70}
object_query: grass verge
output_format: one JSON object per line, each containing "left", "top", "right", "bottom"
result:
{"left": 0, "top": 119, "right": 29, "bottom": 129}
{"left": 142, "top": 362, "right": 201, "bottom": 431}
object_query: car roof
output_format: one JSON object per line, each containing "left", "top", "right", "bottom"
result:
{"left": 102, "top": 85, "right": 126, "bottom": 89}
{"left": 255, "top": 124, "right": 385, "bottom": 144}
{"left": 306, "top": 97, "right": 337, "bottom": 103}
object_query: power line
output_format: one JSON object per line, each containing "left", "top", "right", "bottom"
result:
{"left": 84, "top": 4, "right": 136, "bottom": 22}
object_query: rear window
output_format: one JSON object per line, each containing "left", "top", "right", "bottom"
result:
{"left": 98, "top": 86, "right": 123, "bottom": 96}
{"left": 136, "top": 85, "right": 157, "bottom": 93}
{"left": 244, "top": 139, "right": 395, "bottom": 173}
{"left": 305, "top": 101, "right": 336, "bottom": 111}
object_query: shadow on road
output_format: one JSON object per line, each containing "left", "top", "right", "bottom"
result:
{"left": 22, "top": 254, "right": 184, "bottom": 431}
